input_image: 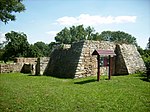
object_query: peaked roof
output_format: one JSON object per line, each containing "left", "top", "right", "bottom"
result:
{"left": 92, "top": 50, "right": 116, "bottom": 56}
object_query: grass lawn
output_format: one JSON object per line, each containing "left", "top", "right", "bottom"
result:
{"left": 0, "top": 73, "right": 150, "bottom": 112}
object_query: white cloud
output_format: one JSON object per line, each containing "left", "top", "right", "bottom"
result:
{"left": 56, "top": 14, "right": 137, "bottom": 26}
{"left": 114, "top": 16, "right": 136, "bottom": 23}
{"left": 57, "top": 17, "right": 77, "bottom": 26}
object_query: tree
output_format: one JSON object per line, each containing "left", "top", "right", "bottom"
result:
{"left": 3, "top": 31, "right": 30, "bottom": 61}
{"left": 99, "top": 31, "right": 137, "bottom": 45}
{"left": 55, "top": 27, "right": 71, "bottom": 44}
{"left": 34, "top": 41, "right": 49, "bottom": 56}
{"left": 0, "top": 0, "right": 25, "bottom": 24}
{"left": 48, "top": 42, "right": 57, "bottom": 54}
{"left": 85, "top": 26, "right": 95, "bottom": 40}
{"left": 142, "top": 49, "right": 150, "bottom": 80}
{"left": 147, "top": 37, "right": 150, "bottom": 50}
{"left": 70, "top": 26, "right": 77, "bottom": 42}
{"left": 112, "top": 31, "right": 137, "bottom": 45}
{"left": 138, "top": 38, "right": 150, "bottom": 80}
{"left": 91, "top": 32, "right": 102, "bottom": 41}
{"left": 75, "top": 25, "right": 87, "bottom": 41}
{"left": 55, "top": 25, "right": 94, "bottom": 44}
{"left": 137, "top": 46, "right": 144, "bottom": 55}
{"left": 69, "top": 25, "right": 87, "bottom": 42}
{"left": 99, "top": 31, "right": 112, "bottom": 41}
{"left": 145, "top": 38, "right": 150, "bottom": 80}
{"left": 55, "top": 25, "right": 137, "bottom": 45}
{"left": 0, "top": 48, "right": 5, "bottom": 60}
{"left": 28, "top": 44, "right": 42, "bottom": 57}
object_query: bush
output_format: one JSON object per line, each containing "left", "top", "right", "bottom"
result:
{"left": 142, "top": 50, "right": 150, "bottom": 80}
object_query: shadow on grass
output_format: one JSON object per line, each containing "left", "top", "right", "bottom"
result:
{"left": 28, "top": 74, "right": 74, "bottom": 80}
{"left": 140, "top": 77, "right": 150, "bottom": 82}
{"left": 28, "top": 74, "right": 41, "bottom": 77}
{"left": 135, "top": 73, "right": 150, "bottom": 82}
{"left": 74, "top": 79, "right": 97, "bottom": 84}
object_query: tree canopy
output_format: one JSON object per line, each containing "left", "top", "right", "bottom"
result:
{"left": 55, "top": 25, "right": 94, "bottom": 44}
{"left": 147, "top": 37, "right": 150, "bottom": 50}
{"left": 99, "top": 31, "right": 137, "bottom": 45}
{"left": 0, "top": 0, "right": 25, "bottom": 24}
{"left": 33, "top": 41, "right": 50, "bottom": 57}
{"left": 55, "top": 25, "right": 137, "bottom": 45}
{"left": 27, "top": 45, "right": 39, "bottom": 57}
{"left": 0, "top": 31, "right": 56, "bottom": 61}
{"left": 3, "top": 31, "right": 30, "bottom": 61}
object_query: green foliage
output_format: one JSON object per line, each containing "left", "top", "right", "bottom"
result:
{"left": 30, "top": 41, "right": 58, "bottom": 57}
{"left": 99, "top": 31, "right": 112, "bottom": 41}
{"left": 3, "top": 31, "right": 30, "bottom": 61}
{"left": 147, "top": 37, "right": 150, "bottom": 49}
{"left": 90, "top": 32, "right": 101, "bottom": 41}
{"left": 142, "top": 50, "right": 150, "bottom": 69}
{"left": 0, "top": 49, "right": 5, "bottom": 60}
{"left": 0, "top": 0, "right": 25, "bottom": 24}
{"left": 137, "top": 46, "right": 144, "bottom": 55}
{"left": 55, "top": 25, "right": 93, "bottom": 44}
{"left": 28, "top": 44, "right": 42, "bottom": 57}
{"left": 55, "top": 25, "right": 137, "bottom": 45}
{"left": 85, "top": 26, "right": 95, "bottom": 40}
{"left": 23, "top": 41, "right": 56, "bottom": 58}
{"left": 141, "top": 38, "right": 150, "bottom": 72}
{"left": 55, "top": 27, "right": 72, "bottom": 44}
{"left": 138, "top": 43, "right": 150, "bottom": 80}
{"left": 99, "top": 31, "right": 137, "bottom": 45}
{"left": 0, "top": 73, "right": 149, "bottom": 112}
{"left": 1, "top": 31, "right": 57, "bottom": 59}
{"left": 48, "top": 42, "right": 58, "bottom": 54}
{"left": 33, "top": 41, "right": 50, "bottom": 57}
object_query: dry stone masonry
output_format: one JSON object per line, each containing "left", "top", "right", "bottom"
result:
{"left": 44, "top": 40, "right": 146, "bottom": 78}
{"left": 0, "top": 63, "right": 22, "bottom": 73}
{"left": 0, "top": 58, "right": 37, "bottom": 74}
{"left": 0, "top": 57, "right": 49, "bottom": 74}
{"left": 115, "top": 44, "right": 146, "bottom": 75}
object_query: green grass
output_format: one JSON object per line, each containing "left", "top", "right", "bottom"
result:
{"left": 0, "top": 73, "right": 150, "bottom": 112}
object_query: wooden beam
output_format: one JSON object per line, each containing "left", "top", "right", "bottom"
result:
{"left": 97, "top": 55, "right": 100, "bottom": 81}
{"left": 108, "top": 55, "right": 112, "bottom": 80}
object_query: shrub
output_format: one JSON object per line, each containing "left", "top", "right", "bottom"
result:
{"left": 142, "top": 50, "right": 150, "bottom": 80}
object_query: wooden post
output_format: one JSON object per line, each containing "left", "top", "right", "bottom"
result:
{"left": 97, "top": 55, "right": 100, "bottom": 81}
{"left": 35, "top": 58, "right": 40, "bottom": 76}
{"left": 108, "top": 55, "right": 112, "bottom": 80}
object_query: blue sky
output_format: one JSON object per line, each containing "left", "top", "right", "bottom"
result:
{"left": 0, "top": 0, "right": 150, "bottom": 49}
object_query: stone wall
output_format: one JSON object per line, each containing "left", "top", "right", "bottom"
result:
{"left": 74, "top": 41, "right": 116, "bottom": 78}
{"left": 44, "top": 40, "right": 146, "bottom": 78}
{"left": 0, "top": 63, "right": 23, "bottom": 73}
{"left": 14, "top": 57, "right": 37, "bottom": 64}
{"left": 36, "top": 57, "right": 50, "bottom": 75}
{"left": 0, "top": 57, "right": 49, "bottom": 74}
{"left": 44, "top": 42, "right": 84, "bottom": 78}
{"left": 115, "top": 45, "right": 128, "bottom": 75}
{"left": 115, "top": 44, "right": 146, "bottom": 74}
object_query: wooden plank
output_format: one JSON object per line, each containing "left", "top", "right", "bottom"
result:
{"left": 97, "top": 55, "right": 100, "bottom": 81}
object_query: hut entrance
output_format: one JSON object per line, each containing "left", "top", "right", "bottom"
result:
{"left": 92, "top": 50, "right": 116, "bottom": 81}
